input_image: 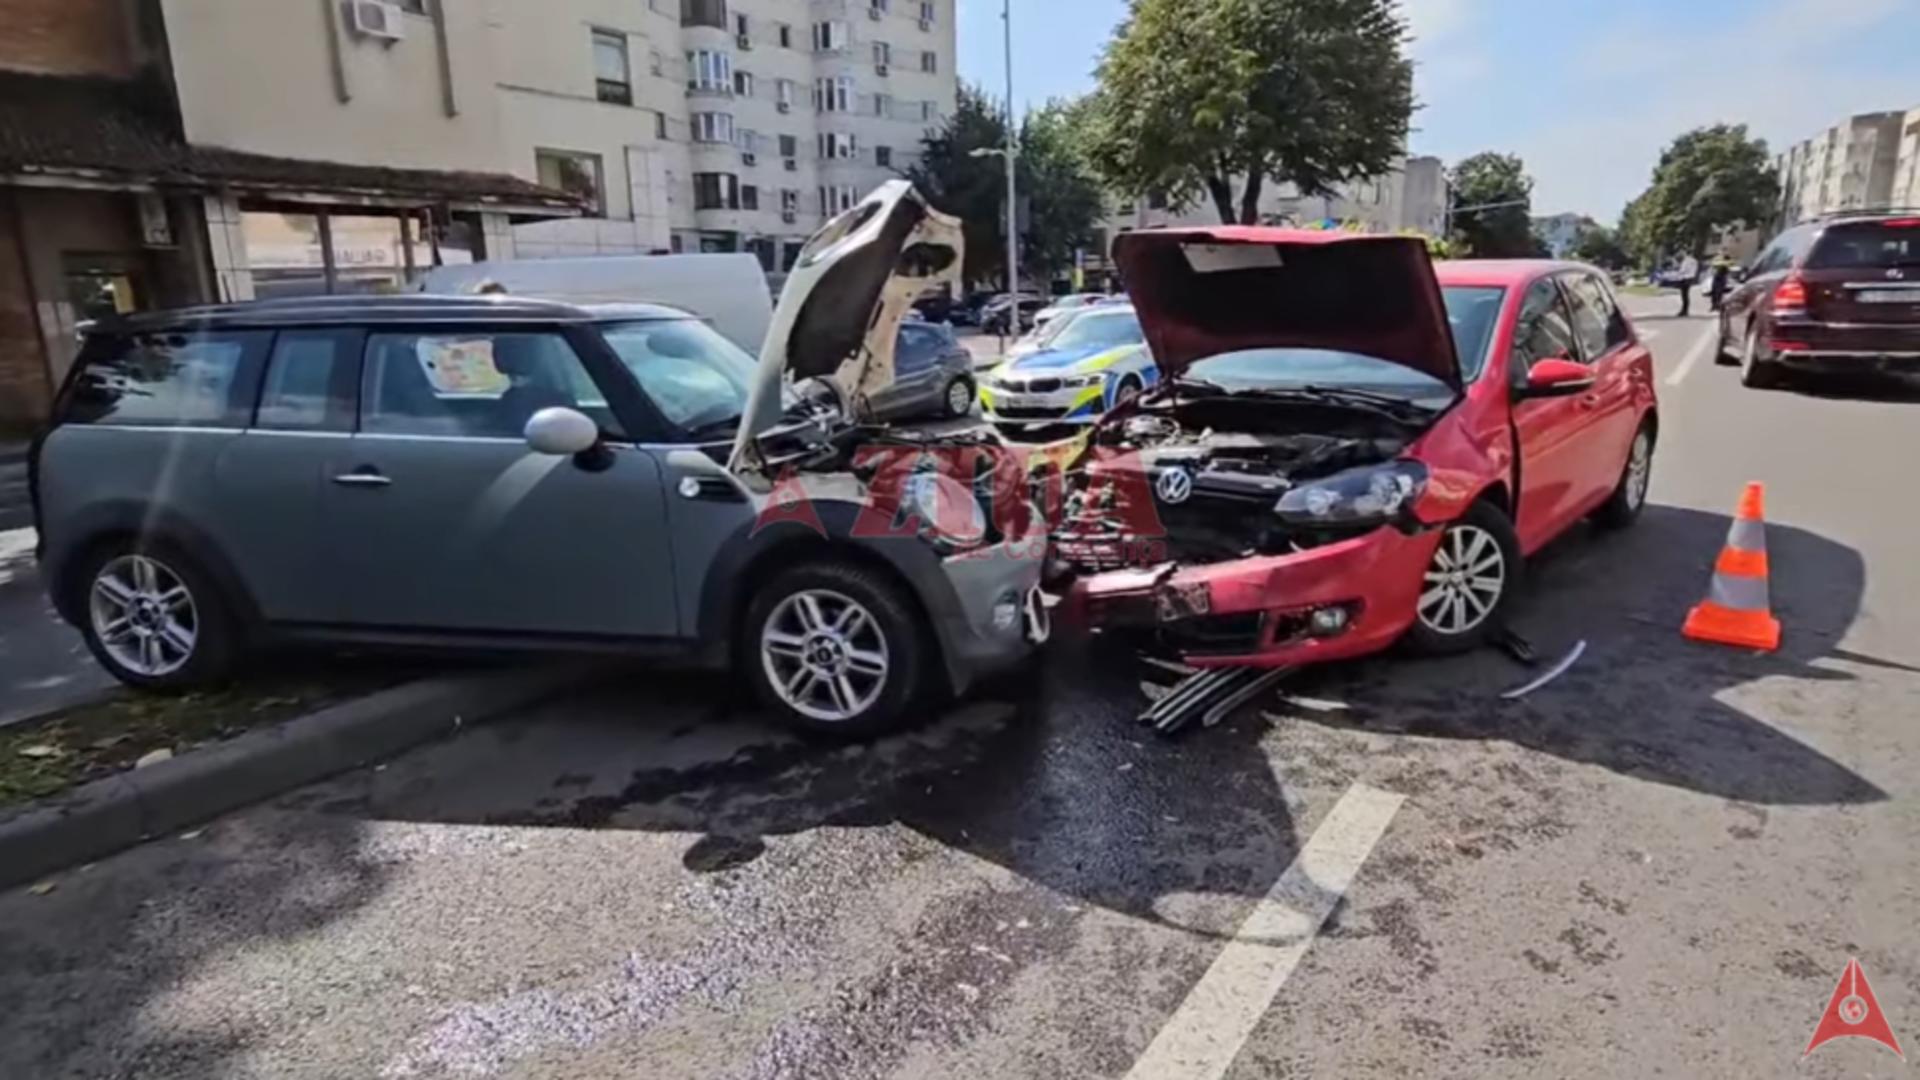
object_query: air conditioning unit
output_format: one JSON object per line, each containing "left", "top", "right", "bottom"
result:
{"left": 347, "top": 0, "right": 404, "bottom": 41}
{"left": 737, "top": 34, "right": 752, "bottom": 50}
{"left": 783, "top": 211, "right": 797, "bottom": 224}
{"left": 919, "top": 19, "right": 932, "bottom": 32}
{"left": 784, "top": 159, "right": 798, "bottom": 172}
{"left": 742, "top": 152, "right": 757, "bottom": 166}
{"left": 868, "top": 7, "right": 883, "bottom": 20}
{"left": 875, "top": 63, "right": 888, "bottom": 77}
{"left": 776, "top": 101, "right": 791, "bottom": 113}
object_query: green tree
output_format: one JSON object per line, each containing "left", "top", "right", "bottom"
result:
{"left": 906, "top": 83, "right": 1013, "bottom": 288}
{"left": 1017, "top": 99, "right": 1107, "bottom": 286}
{"left": 1617, "top": 191, "right": 1657, "bottom": 269}
{"left": 1083, "top": 0, "right": 1414, "bottom": 225}
{"left": 1448, "top": 152, "right": 1542, "bottom": 258}
{"left": 1636, "top": 124, "right": 1781, "bottom": 258}
{"left": 1569, "top": 224, "right": 1629, "bottom": 270}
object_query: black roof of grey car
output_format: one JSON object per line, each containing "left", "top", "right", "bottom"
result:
{"left": 89, "top": 294, "right": 696, "bottom": 332}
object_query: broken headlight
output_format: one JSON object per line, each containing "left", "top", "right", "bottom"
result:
{"left": 1274, "top": 461, "right": 1429, "bottom": 528}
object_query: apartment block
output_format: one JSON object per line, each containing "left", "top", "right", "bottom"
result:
{"left": 1776, "top": 108, "right": 1917, "bottom": 225}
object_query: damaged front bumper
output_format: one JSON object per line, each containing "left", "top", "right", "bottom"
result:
{"left": 1062, "top": 523, "right": 1443, "bottom": 668}
{"left": 926, "top": 535, "right": 1051, "bottom": 692}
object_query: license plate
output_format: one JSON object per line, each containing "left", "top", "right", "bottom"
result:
{"left": 998, "top": 394, "right": 1043, "bottom": 409}
{"left": 1858, "top": 289, "right": 1920, "bottom": 304}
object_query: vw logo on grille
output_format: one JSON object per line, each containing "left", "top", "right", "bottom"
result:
{"left": 1155, "top": 467, "right": 1194, "bottom": 505}
{"left": 1888, "top": 268, "right": 1906, "bottom": 280}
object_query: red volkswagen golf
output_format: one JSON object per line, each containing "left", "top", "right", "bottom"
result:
{"left": 1056, "top": 229, "right": 1658, "bottom": 667}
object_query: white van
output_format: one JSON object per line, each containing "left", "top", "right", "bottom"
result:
{"left": 419, "top": 254, "right": 774, "bottom": 352}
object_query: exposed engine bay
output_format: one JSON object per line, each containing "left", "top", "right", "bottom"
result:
{"left": 1054, "top": 395, "right": 1429, "bottom": 572}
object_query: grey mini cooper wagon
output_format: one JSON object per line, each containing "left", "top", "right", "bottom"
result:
{"left": 31, "top": 182, "right": 1047, "bottom": 735}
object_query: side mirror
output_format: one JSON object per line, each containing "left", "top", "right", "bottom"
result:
{"left": 1519, "top": 357, "right": 1595, "bottom": 399}
{"left": 524, "top": 407, "right": 600, "bottom": 456}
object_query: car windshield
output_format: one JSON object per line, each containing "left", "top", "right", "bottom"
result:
{"left": 1806, "top": 222, "right": 1920, "bottom": 269}
{"left": 1182, "top": 348, "right": 1455, "bottom": 406}
{"left": 1045, "top": 308, "right": 1143, "bottom": 352}
{"left": 1442, "top": 285, "right": 1507, "bottom": 380}
{"left": 599, "top": 318, "right": 757, "bottom": 434}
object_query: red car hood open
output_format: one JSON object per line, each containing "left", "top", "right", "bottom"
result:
{"left": 1112, "top": 228, "right": 1461, "bottom": 387}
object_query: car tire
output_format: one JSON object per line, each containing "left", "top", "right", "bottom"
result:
{"left": 1739, "top": 321, "right": 1782, "bottom": 389}
{"left": 1111, "top": 375, "right": 1143, "bottom": 410}
{"left": 742, "top": 561, "right": 929, "bottom": 738}
{"left": 941, "top": 375, "right": 976, "bottom": 419}
{"left": 1592, "top": 421, "right": 1655, "bottom": 530}
{"left": 1712, "top": 314, "right": 1738, "bottom": 365}
{"left": 73, "top": 538, "right": 240, "bottom": 691}
{"left": 1403, "top": 500, "right": 1523, "bottom": 657}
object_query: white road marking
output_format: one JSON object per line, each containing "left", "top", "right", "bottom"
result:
{"left": 1638, "top": 327, "right": 1662, "bottom": 341}
{"left": 1665, "top": 321, "right": 1721, "bottom": 387}
{"left": 1124, "top": 783, "right": 1405, "bottom": 1080}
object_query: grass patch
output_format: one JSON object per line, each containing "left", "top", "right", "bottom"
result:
{"left": 0, "top": 665, "right": 413, "bottom": 808}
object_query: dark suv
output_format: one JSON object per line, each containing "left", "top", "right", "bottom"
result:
{"left": 1717, "top": 211, "right": 1920, "bottom": 387}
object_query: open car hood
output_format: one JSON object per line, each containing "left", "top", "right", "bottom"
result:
{"left": 730, "top": 181, "right": 962, "bottom": 473}
{"left": 1112, "top": 228, "right": 1461, "bottom": 387}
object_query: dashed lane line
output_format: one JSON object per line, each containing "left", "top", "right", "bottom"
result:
{"left": 1123, "top": 783, "right": 1405, "bottom": 1080}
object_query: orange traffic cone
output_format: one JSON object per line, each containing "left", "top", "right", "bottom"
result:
{"left": 1683, "top": 482, "right": 1781, "bottom": 651}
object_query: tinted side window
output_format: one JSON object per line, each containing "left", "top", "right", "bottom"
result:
{"left": 62, "top": 329, "right": 268, "bottom": 427}
{"left": 361, "top": 331, "right": 619, "bottom": 439}
{"left": 1510, "top": 280, "right": 1582, "bottom": 391}
{"left": 257, "top": 329, "right": 361, "bottom": 431}
{"left": 1565, "top": 274, "right": 1630, "bottom": 356}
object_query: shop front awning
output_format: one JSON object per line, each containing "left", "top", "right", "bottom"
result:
{"left": 0, "top": 71, "right": 582, "bottom": 221}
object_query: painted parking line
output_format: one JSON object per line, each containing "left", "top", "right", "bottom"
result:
{"left": 1665, "top": 321, "right": 1721, "bottom": 387}
{"left": 1124, "top": 783, "right": 1405, "bottom": 1080}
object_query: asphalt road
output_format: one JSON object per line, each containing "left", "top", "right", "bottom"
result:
{"left": 5, "top": 305, "right": 1919, "bottom": 1079}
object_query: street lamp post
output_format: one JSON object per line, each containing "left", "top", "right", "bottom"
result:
{"left": 970, "top": 1, "right": 1020, "bottom": 299}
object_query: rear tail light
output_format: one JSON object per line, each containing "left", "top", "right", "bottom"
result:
{"left": 1881, "top": 218, "right": 1920, "bottom": 228}
{"left": 1769, "top": 340, "right": 1810, "bottom": 352}
{"left": 1773, "top": 274, "right": 1808, "bottom": 312}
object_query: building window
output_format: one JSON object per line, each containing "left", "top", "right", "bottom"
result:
{"left": 873, "top": 41, "right": 891, "bottom": 66}
{"left": 781, "top": 189, "right": 799, "bottom": 214}
{"left": 818, "top": 131, "right": 858, "bottom": 160}
{"left": 655, "top": 112, "right": 669, "bottom": 139}
{"left": 681, "top": 0, "right": 727, "bottom": 30}
{"left": 394, "top": 0, "right": 428, "bottom": 13}
{"left": 775, "top": 78, "right": 795, "bottom": 109}
{"left": 734, "top": 12, "right": 749, "bottom": 37}
{"left": 537, "top": 149, "right": 605, "bottom": 216}
{"left": 814, "top": 75, "right": 853, "bottom": 113}
{"left": 1148, "top": 191, "right": 1168, "bottom": 210}
{"left": 875, "top": 93, "right": 892, "bottom": 118}
{"left": 919, "top": 1, "right": 935, "bottom": 23}
{"left": 692, "top": 112, "right": 736, "bottom": 144}
{"left": 593, "top": 30, "right": 632, "bottom": 106}
{"left": 818, "top": 185, "right": 858, "bottom": 216}
{"left": 919, "top": 50, "right": 937, "bottom": 74}
{"left": 778, "top": 23, "right": 792, "bottom": 48}
{"left": 687, "top": 49, "right": 733, "bottom": 92}
{"left": 779, "top": 134, "right": 799, "bottom": 158}
{"left": 733, "top": 70, "right": 754, "bottom": 97}
{"left": 811, "top": 20, "right": 848, "bottom": 52}
{"left": 694, "top": 172, "right": 740, "bottom": 211}
{"left": 870, "top": 0, "right": 889, "bottom": 12}
{"left": 920, "top": 100, "right": 936, "bottom": 122}
{"left": 741, "top": 185, "right": 760, "bottom": 211}
{"left": 876, "top": 145, "right": 893, "bottom": 169}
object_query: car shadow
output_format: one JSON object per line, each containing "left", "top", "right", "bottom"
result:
{"left": 1278, "top": 503, "right": 1887, "bottom": 807}
{"left": 1775, "top": 373, "right": 1920, "bottom": 404}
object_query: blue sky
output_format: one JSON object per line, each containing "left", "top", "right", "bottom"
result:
{"left": 958, "top": 0, "right": 1919, "bottom": 223}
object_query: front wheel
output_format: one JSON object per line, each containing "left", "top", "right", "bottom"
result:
{"left": 76, "top": 540, "right": 239, "bottom": 690}
{"left": 1403, "top": 501, "right": 1523, "bottom": 656}
{"left": 742, "top": 562, "right": 929, "bottom": 738}
{"left": 941, "top": 375, "right": 975, "bottom": 419}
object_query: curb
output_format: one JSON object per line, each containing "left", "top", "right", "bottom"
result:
{"left": 0, "top": 664, "right": 590, "bottom": 889}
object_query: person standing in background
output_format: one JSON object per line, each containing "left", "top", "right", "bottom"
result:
{"left": 1675, "top": 251, "right": 1700, "bottom": 316}
{"left": 1709, "top": 252, "right": 1734, "bottom": 313}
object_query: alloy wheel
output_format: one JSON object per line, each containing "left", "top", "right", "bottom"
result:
{"left": 1418, "top": 525, "right": 1506, "bottom": 636}
{"left": 947, "top": 379, "right": 973, "bottom": 416}
{"left": 89, "top": 554, "right": 198, "bottom": 677}
{"left": 761, "top": 588, "right": 891, "bottom": 723}
{"left": 1623, "top": 431, "right": 1652, "bottom": 510}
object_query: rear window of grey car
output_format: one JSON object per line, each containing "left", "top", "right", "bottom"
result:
{"left": 62, "top": 329, "right": 269, "bottom": 427}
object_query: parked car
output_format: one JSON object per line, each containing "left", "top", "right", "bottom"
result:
{"left": 419, "top": 253, "right": 773, "bottom": 354}
{"left": 979, "top": 304, "right": 1159, "bottom": 427}
{"left": 31, "top": 182, "right": 1047, "bottom": 736}
{"left": 1716, "top": 211, "right": 1920, "bottom": 388}
{"left": 944, "top": 291, "right": 999, "bottom": 328}
{"left": 873, "top": 318, "right": 978, "bottom": 421}
{"left": 1030, "top": 293, "right": 1110, "bottom": 335}
{"left": 1006, "top": 304, "right": 1093, "bottom": 363}
{"left": 982, "top": 295, "right": 1046, "bottom": 336}
{"left": 1057, "top": 232, "right": 1657, "bottom": 666}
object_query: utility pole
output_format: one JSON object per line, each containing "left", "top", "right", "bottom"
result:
{"left": 1001, "top": 0, "right": 1019, "bottom": 296}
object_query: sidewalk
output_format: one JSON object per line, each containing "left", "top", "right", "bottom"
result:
{"left": 0, "top": 527, "right": 116, "bottom": 730}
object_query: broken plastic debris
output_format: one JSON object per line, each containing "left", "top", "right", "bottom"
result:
{"left": 1500, "top": 640, "right": 1587, "bottom": 700}
{"left": 133, "top": 748, "right": 174, "bottom": 768}
{"left": 16, "top": 744, "right": 62, "bottom": 759}
{"left": 26, "top": 880, "right": 57, "bottom": 896}
{"left": 178, "top": 830, "right": 203, "bottom": 841}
